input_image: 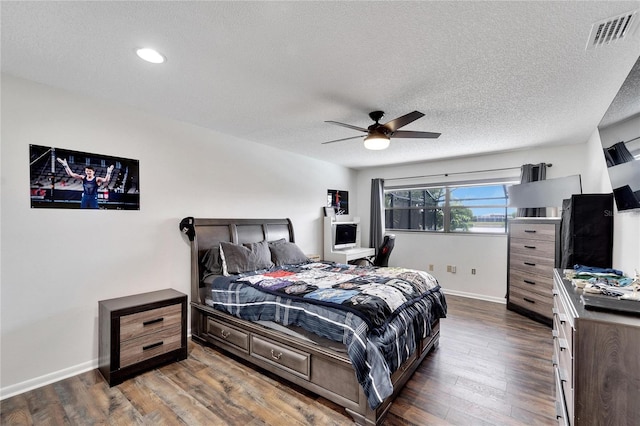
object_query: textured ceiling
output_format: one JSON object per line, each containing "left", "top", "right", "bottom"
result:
{"left": 2, "top": 1, "right": 640, "bottom": 169}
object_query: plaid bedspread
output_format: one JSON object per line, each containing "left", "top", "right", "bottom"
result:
{"left": 205, "top": 262, "right": 447, "bottom": 409}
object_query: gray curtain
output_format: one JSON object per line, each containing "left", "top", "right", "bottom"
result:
{"left": 604, "top": 141, "right": 634, "bottom": 166}
{"left": 369, "top": 178, "right": 385, "bottom": 252}
{"left": 517, "top": 163, "right": 547, "bottom": 217}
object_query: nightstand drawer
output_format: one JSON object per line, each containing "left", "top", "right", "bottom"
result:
{"left": 120, "top": 304, "right": 182, "bottom": 340}
{"left": 510, "top": 223, "right": 556, "bottom": 241}
{"left": 120, "top": 325, "right": 182, "bottom": 368}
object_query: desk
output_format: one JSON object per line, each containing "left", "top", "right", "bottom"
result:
{"left": 323, "top": 247, "right": 375, "bottom": 264}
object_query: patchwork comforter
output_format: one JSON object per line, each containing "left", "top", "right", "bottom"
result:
{"left": 205, "top": 262, "right": 447, "bottom": 409}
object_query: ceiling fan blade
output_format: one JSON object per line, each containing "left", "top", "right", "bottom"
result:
{"left": 383, "top": 111, "right": 425, "bottom": 132}
{"left": 392, "top": 130, "right": 441, "bottom": 139}
{"left": 325, "top": 121, "right": 368, "bottom": 133}
{"left": 321, "top": 135, "right": 366, "bottom": 144}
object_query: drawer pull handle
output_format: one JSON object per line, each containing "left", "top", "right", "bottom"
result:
{"left": 220, "top": 330, "right": 230, "bottom": 339}
{"left": 523, "top": 279, "right": 536, "bottom": 285}
{"left": 143, "top": 317, "right": 164, "bottom": 326}
{"left": 143, "top": 341, "right": 163, "bottom": 351}
{"left": 552, "top": 330, "right": 559, "bottom": 338}
{"left": 270, "top": 349, "right": 282, "bottom": 360}
{"left": 523, "top": 297, "right": 535, "bottom": 304}
{"left": 558, "top": 313, "right": 567, "bottom": 325}
{"left": 555, "top": 400, "right": 565, "bottom": 420}
{"left": 524, "top": 229, "right": 537, "bottom": 233}
{"left": 524, "top": 262, "right": 536, "bottom": 266}
{"left": 524, "top": 245, "right": 536, "bottom": 249}
{"left": 558, "top": 338, "right": 568, "bottom": 352}
{"left": 558, "top": 367, "right": 568, "bottom": 382}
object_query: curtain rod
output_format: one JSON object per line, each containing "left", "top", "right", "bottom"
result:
{"left": 384, "top": 163, "right": 552, "bottom": 182}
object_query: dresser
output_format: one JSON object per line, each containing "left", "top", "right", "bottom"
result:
{"left": 552, "top": 269, "right": 640, "bottom": 425}
{"left": 99, "top": 288, "right": 188, "bottom": 386}
{"left": 507, "top": 218, "right": 561, "bottom": 326}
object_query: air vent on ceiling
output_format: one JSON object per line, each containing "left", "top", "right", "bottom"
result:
{"left": 586, "top": 11, "right": 638, "bottom": 49}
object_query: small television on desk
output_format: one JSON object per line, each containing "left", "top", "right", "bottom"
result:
{"left": 334, "top": 223, "right": 358, "bottom": 250}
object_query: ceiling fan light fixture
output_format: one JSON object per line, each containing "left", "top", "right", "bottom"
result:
{"left": 364, "top": 134, "right": 390, "bottom": 150}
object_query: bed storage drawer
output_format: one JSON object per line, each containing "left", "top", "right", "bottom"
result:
{"left": 206, "top": 318, "right": 249, "bottom": 353}
{"left": 251, "top": 335, "right": 310, "bottom": 379}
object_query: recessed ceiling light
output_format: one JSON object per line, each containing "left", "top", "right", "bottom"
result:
{"left": 136, "top": 48, "right": 166, "bottom": 64}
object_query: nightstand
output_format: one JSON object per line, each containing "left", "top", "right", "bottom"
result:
{"left": 98, "top": 288, "right": 187, "bottom": 386}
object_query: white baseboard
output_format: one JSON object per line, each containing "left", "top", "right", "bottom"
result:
{"left": 0, "top": 359, "right": 97, "bottom": 400}
{"left": 0, "top": 330, "right": 194, "bottom": 400}
{"left": 443, "top": 289, "right": 506, "bottom": 304}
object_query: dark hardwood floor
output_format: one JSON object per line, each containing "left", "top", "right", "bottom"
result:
{"left": 1, "top": 295, "right": 556, "bottom": 425}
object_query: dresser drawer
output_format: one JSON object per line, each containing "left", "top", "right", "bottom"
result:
{"left": 510, "top": 223, "right": 556, "bottom": 241}
{"left": 120, "top": 324, "right": 183, "bottom": 368}
{"left": 206, "top": 318, "right": 250, "bottom": 353}
{"left": 554, "top": 366, "right": 570, "bottom": 426}
{"left": 553, "top": 290, "right": 574, "bottom": 359}
{"left": 120, "top": 304, "right": 182, "bottom": 340}
{"left": 509, "top": 286, "right": 553, "bottom": 319}
{"left": 510, "top": 251, "right": 555, "bottom": 276}
{"left": 251, "top": 335, "right": 310, "bottom": 379}
{"left": 510, "top": 268, "right": 553, "bottom": 295}
{"left": 554, "top": 334, "right": 574, "bottom": 424}
{"left": 510, "top": 237, "right": 555, "bottom": 259}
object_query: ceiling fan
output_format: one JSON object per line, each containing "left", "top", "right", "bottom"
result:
{"left": 322, "top": 110, "right": 441, "bottom": 150}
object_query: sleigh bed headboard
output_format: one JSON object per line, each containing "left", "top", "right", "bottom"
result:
{"left": 179, "top": 217, "right": 295, "bottom": 304}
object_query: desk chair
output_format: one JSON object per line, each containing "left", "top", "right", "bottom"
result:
{"left": 373, "top": 234, "right": 395, "bottom": 266}
{"left": 353, "top": 234, "right": 396, "bottom": 267}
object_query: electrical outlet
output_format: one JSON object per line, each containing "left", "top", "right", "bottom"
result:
{"left": 451, "top": 265, "right": 456, "bottom": 273}
{"left": 428, "top": 264, "right": 434, "bottom": 271}
{"left": 471, "top": 268, "right": 476, "bottom": 275}
{"left": 446, "top": 265, "right": 451, "bottom": 272}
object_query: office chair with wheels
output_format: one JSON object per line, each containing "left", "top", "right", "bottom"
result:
{"left": 373, "top": 234, "right": 395, "bottom": 267}
{"left": 353, "top": 234, "right": 396, "bottom": 267}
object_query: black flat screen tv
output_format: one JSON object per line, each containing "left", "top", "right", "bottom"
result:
{"left": 334, "top": 223, "right": 357, "bottom": 250}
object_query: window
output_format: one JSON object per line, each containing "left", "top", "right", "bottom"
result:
{"left": 385, "top": 180, "right": 518, "bottom": 234}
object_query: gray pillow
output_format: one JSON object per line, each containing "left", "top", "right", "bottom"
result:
{"left": 220, "top": 240, "right": 274, "bottom": 275}
{"left": 268, "top": 238, "right": 309, "bottom": 266}
{"left": 200, "top": 246, "right": 223, "bottom": 278}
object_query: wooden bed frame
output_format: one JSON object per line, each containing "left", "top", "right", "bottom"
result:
{"left": 180, "top": 217, "right": 440, "bottom": 425}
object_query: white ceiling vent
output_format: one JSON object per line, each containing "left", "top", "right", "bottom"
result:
{"left": 586, "top": 11, "right": 638, "bottom": 50}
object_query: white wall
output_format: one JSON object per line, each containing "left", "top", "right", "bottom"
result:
{"left": 356, "top": 144, "right": 598, "bottom": 301}
{"left": 0, "top": 75, "right": 357, "bottom": 397}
